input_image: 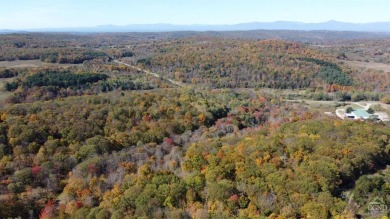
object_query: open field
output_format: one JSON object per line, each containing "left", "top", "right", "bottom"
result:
{"left": 297, "top": 100, "right": 390, "bottom": 111}
{"left": 344, "top": 60, "right": 390, "bottom": 73}
{"left": 0, "top": 60, "right": 82, "bottom": 68}
{"left": 287, "top": 100, "right": 339, "bottom": 112}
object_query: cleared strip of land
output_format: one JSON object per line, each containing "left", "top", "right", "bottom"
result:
{"left": 344, "top": 60, "right": 390, "bottom": 72}
{"left": 0, "top": 60, "right": 81, "bottom": 68}
{"left": 114, "top": 59, "right": 184, "bottom": 87}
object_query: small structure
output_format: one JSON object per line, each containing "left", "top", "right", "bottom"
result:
{"left": 344, "top": 109, "right": 376, "bottom": 120}
{"left": 338, "top": 104, "right": 388, "bottom": 121}
{"left": 352, "top": 109, "right": 371, "bottom": 119}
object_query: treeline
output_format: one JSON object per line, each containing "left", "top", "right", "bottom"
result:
{"left": 39, "top": 50, "right": 108, "bottom": 64}
{"left": 106, "top": 49, "right": 134, "bottom": 59}
{"left": 316, "top": 66, "right": 352, "bottom": 86}
{"left": 98, "top": 76, "right": 162, "bottom": 92}
{"left": 301, "top": 57, "right": 353, "bottom": 86}
{"left": 23, "top": 71, "right": 108, "bottom": 88}
{"left": 0, "top": 68, "right": 19, "bottom": 78}
{"left": 300, "top": 91, "right": 382, "bottom": 101}
{"left": 4, "top": 70, "right": 109, "bottom": 97}
{"left": 0, "top": 48, "right": 110, "bottom": 63}
{"left": 2, "top": 66, "right": 175, "bottom": 103}
{"left": 0, "top": 34, "right": 138, "bottom": 63}
{"left": 299, "top": 57, "right": 340, "bottom": 69}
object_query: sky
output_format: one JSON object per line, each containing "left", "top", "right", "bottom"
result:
{"left": 1, "top": 0, "right": 390, "bottom": 29}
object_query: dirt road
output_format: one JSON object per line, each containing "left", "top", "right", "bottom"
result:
{"left": 113, "top": 60, "right": 184, "bottom": 87}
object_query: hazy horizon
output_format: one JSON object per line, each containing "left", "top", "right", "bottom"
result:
{"left": 4, "top": 20, "right": 390, "bottom": 31}
{"left": 1, "top": 0, "right": 390, "bottom": 29}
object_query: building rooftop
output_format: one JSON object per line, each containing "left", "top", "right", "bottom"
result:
{"left": 352, "top": 109, "right": 371, "bottom": 119}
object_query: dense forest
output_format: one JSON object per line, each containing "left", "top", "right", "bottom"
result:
{"left": 0, "top": 32, "right": 390, "bottom": 218}
{"left": 134, "top": 39, "right": 350, "bottom": 89}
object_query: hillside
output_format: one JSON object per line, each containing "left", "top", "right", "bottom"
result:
{"left": 132, "top": 38, "right": 353, "bottom": 90}
{"left": 1, "top": 89, "right": 389, "bottom": 218}
{"left": 0, "top": 32, "right": 390, "bottom": 218}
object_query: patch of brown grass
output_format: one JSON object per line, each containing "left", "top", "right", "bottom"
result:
{"left": 0, "top": 60, "right": 81, "bottom": 68}
{"left": 344, "top": 60, "right": 390, "bottom": 73}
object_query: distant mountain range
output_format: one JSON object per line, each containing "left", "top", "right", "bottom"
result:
{"left": 1, "top": 20, "right": 390, "bottom": 33}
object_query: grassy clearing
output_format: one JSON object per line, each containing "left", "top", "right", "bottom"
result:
{"left": 286, "top": 100, "right": 340, "bottom": 113}
{"left": 0, "top": 60, "right": 82, "bottom": 68}
{"left": 347, "top": 103, "right": 365, "bottom": 110}
{"left": 344, "top": 60, "right": 390, "bottom": 73}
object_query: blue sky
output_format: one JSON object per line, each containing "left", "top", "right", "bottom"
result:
{"left": 1, "top": 0, "right": 389, "bottom": 29}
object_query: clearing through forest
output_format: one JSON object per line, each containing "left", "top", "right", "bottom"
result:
{"left": 344, "top": 60, "right": 390, "bottom": 73}
{"left": 113, "top": 59, "right": 184, "bottom": 87}
{"left": 0, "top": 60, "right": 82, "bottom": 68}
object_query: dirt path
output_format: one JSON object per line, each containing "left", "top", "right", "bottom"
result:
{"left": 335, "top": 109, "right": 345, "bottom": 119}
{"left": 354, "top": 102, "right": 372, "bottom": 110}
{"left": 113, "top": 60, "right": 184, "bottom": 87}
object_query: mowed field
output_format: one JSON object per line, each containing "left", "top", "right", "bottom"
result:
{"left": 344, "top": 60, "right": 390, "bottom": 73}
{"left": 0, "top": 60, "right": 82, "bottom": 68}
